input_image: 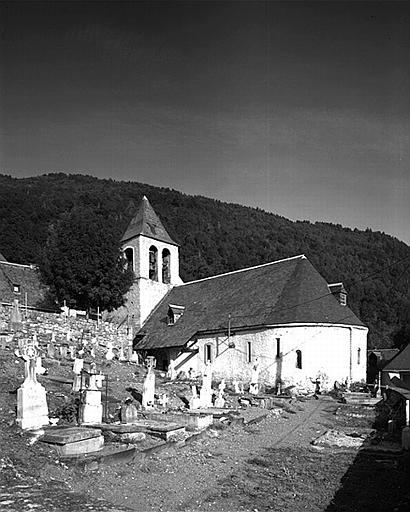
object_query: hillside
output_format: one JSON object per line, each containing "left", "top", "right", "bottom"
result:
{"left": 1, "top": 173, "right": 409, "bottom": 348}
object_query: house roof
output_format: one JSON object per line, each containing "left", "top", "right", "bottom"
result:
{"left": 121, "top": 196, "right": 178, "bottom": 246}
{"left": 135, "top": 255, "right": 365, "bottom": 350}
{"left": 383, "top": 344, "right": 410, "bottom": 372}
{"left": 0, "top": 261, "right": 47, "bottom": 307}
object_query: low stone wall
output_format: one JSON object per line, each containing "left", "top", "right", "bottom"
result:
{"left": 0, "top": 304, "right": 132, "bottom": 356}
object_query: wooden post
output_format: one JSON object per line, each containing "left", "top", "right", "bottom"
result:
{"left": 406, "top": 399, "right": 410, "bottom": 427}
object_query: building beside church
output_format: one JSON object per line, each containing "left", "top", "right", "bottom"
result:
{"left": 122, "top": 197, "right": 368, "bottom": 392}
{"left": 0, "top": 253, "right": 47, "bottom": 310}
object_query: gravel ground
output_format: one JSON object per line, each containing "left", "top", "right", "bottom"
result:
{"left": 2, "top": 353, "right": 410, "bottom": 512}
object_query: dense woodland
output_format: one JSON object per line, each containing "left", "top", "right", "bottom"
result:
{"left": 1, "top": 173, "right": 409, "bottom": 349}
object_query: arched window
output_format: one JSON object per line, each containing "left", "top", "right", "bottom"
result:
{"left": 124, "top": 248, "right": 134, "bottom": 272}
{"left": 149, "top": 246, "right": 158, "bottom": 281}
{"left": 296, "top": 350, "right": 302, "bottom": 369}
{"left": 162, "top": 249, "right": 171, "bottom": 284}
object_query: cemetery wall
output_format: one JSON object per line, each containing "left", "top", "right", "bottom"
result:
{"left": 0, "top": 303, "right": 131, "bottom": 354}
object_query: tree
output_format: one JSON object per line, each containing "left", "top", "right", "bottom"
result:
{"left": 39, "top": 206, "right": 133, "bottom": 312}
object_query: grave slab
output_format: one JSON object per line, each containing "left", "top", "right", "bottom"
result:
{"left": 54, "top": 435, "right": 104, "bottom": 456}
{"left": 41, "top": 426, "right": 102, "bottom": 445}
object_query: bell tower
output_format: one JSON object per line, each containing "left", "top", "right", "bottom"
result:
{"left": 121, "top": 196, "right": 181, "bottom": 330}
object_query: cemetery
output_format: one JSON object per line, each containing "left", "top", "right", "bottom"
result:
{"left": 1, "top": 303, "right": 410, "bottom": 511}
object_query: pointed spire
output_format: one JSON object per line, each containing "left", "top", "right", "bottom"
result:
{"left": 121, "top": 196, "right": 178, "bottom": 245}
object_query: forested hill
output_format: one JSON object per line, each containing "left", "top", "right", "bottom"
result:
{"left": 1, "top": 173, "right": 409, "bottom": 348}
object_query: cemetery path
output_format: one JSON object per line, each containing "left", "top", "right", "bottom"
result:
{"left": 65, "top": 397, "right": 341, "bottom": 512}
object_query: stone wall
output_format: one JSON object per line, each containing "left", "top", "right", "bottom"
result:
{"left": 0, "top": 304, "right": 132, "bottom": 355}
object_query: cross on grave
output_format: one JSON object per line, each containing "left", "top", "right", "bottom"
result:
{"left": 16, "top": 340, "right": 49, "bottom": 430}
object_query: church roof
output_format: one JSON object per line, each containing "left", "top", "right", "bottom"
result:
{"left": 121, "top": 196, "right": 178, "bottom": 246}
{"left": 383, "top": 344, "right": 410, "bottom": 372}
{"left": 0, "top": 260, "right": 47, "bottom": 307}
{"left": 0, "top": 253, "right": 7, "bottom": 262}
{"left": 135, "top": 255, "right": 366, "bottom": 349}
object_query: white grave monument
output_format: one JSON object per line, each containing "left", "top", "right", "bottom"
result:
{"left": 16, "top": 342, "right": 49, "bottom": 430}
{"left": 167, "top": 359, "right": 177, "bottom": 381}
{"left": 189, "top": 385, "right": 201, "bottom": 410}
{"left": 199, "top": 362, "right": 213, "bottom": 408}
{"left": 105, "top": 342, "right": 115, "bottom": 361}
{"left": 215, "top": 379, "right": 226, "bottom": 408}
{"left": 80, "top": 364, "right": 103, "bottom": 424}
{"left": 142, "top": 364, "right": 155, "bottom": 409}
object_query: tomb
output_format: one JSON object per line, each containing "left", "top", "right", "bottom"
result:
{"left": 41, "top": 426, "right": 104, "bottom": 456}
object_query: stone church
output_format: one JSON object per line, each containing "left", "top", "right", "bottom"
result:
{"left": 121, "top": 196, "right": 368, "bottom": 392}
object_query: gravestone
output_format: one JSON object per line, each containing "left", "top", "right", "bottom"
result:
{"left": 105, "top": 342, "right": 115, "bottom": 361}
{"left": 167, "top": 359, "right": 177, "bottom": 381}
{"left": 72, "top": 357, "right": 84, "bottom": 392}
{"left": 16, "top": 342, "right": 49, "bottom": 430}
{"left": 189, "top": 385, "right": 201, "bottom": 409}
{"left": 80, "top": 363, "right": 103, "bottom": 424}
{"left": 233, "top": 380, "right": 241, "bottom": 394}
{"left": 215, "top": 379, "right": 226, "bottom": 408}
{"left": 142, "top": 364, "right": 155, "bottom": 410}
{"left": 121, "top": 399, "right": 139, "bottom": 423}
{"left": 10, "top": 299, "right": 22, "bottom": 331}
{"left": 130, "top": 351, "right": 139, "bottom": 363}
{"left": 199, "top": 362, "right": 213, "bottom": 408}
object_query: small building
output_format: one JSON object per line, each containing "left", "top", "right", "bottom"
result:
{"left": 0, "top": 253, "right": 47, "bottom": 309}
{"left": 123, "top": 197, "right": 368, "bottom": 392}
{"left": 382, "top": 344, "right": 410, "bottom": 388}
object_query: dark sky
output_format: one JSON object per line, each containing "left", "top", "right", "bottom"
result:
{"left": 1, "top": 1, "right": 409, "bottom": 244}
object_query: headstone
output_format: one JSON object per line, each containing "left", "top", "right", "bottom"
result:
{"left": 189, "top": 385, "right": 201, "bottom": 409}
{"left": 167, "top": 359, "right": 177, "bottom": 381}
{"left": 142, "top": 360, "right": 155, "bottom": 409}
{"left": 233, "top": 380, "right": 241, "bottom": 394}
{"left": 72, "top": 357, "right": 84, "bottom": 392}
{"left": 10, "top": 299, "right": 22, "bottom": 331}
{"left": 130, "top": 351, "right": 139, "bottom": 363}
{"left": 47, "top": 343, "right": 55, "bottom": 358}
{"left": 119, "top": 345, "right": 127, "bottom": 361}
{"left": 69, "top": 345, "right": 76, "bottom": 359}
{"left": 36, "top": 356, "right": 46, "bottom": 375}
{"left": 105, "top": 342, "right": 115, "bottom": 361}
{"left": 80, "top": 388, "right": 102, "bottom": 424}
{"left": 121, "top": 399, "right": 139, "bottom": 423}
{"left": 95, "top": 373, "right": 105, "bottom": 389}
{"left": 159, "top": 393, "right": 169, "bottom": 408}
{"left": 142, "top": 365, "right": 155, "bottom": 410}
{"left": 199, "top": 362, "right": 213, "bottom": 408}
{"left": 16, "top": 342, "right": 49, "bottom": 430}
{"left": 214, "top": 379, "right": 226, "bottom": 408}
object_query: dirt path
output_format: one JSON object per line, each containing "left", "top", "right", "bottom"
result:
{"left": 67, "top": 397, "right": 338, "bottom": 511}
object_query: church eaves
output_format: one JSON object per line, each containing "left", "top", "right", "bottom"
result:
{"left": 121, "top": 196, "right": 178, "bottom": 246}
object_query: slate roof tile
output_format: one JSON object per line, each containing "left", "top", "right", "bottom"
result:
{"left": 121, "top": 196, "right": 177, "bottom": 246}
{"left": 135, "top": 255, "right": 365, "bottom": 349}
